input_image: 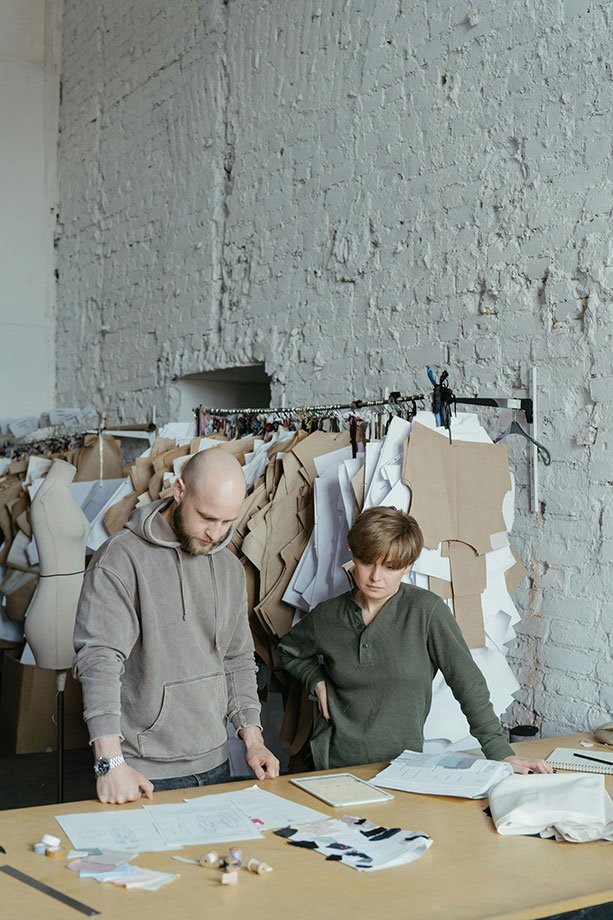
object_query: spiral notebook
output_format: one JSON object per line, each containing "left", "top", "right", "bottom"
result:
{"left": 545, "top": 748, "right": 613, "bottom": 774}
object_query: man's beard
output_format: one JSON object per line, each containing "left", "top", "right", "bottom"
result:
{"left": 172, "top": 504, "right": 230, "bottom": 556}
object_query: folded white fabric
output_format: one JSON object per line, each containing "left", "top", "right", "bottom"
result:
{"left": 488, "top": 772, "right": 613, "bottom": 842}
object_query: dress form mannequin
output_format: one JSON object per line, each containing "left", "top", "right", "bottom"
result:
{"left": 25, "top": 459, "right": 90, "bottom": 670}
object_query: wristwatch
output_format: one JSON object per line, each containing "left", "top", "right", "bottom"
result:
{"left": 93, "top": 754, "right": 125, "bottom": 777}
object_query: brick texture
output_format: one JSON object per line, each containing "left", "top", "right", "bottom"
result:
{"left": 56, "top": 0, "right": 613, "bottom": 736}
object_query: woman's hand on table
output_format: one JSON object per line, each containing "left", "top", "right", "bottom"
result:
{"left": 503, "top": 755, "right": 553, "bottom": 774}
{"left": 314, "top": 680, "right": 330, "bottom": 720}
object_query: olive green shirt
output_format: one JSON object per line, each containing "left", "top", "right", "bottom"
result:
{"left": 278, "top": 583, "right": 513, "bottom": 769}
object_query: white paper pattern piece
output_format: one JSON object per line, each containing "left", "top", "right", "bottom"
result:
{"left": 185, "top": 784, "right": 327, "bottom": 830}
{"left": 144, "top": 798, "right": 263, "bottom": 845}
{"left": 423, "top": 648, "right": 519, "bottom": 746}
{"left": 20, "top": 642, "right": 37, "bottom": 665}
{"left": 364, "top": 417, "right": 412, "bottom": 510}
{"left": 157, "top": 422, "right": 196, "bottom": 441}
{"left": 56, "top": 809, "right": 179, "bottom": 852}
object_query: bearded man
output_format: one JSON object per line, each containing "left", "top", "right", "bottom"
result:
{"left": 74, "top": 448, "right": 279, "bottom": 804}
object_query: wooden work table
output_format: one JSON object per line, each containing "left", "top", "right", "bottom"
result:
{"left": 1, "top": 733, "right": 612, "bottom": 920}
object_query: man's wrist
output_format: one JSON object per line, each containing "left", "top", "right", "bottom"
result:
{"left": 92, "top": 735, "right": 123, "bottom": 759}
{"left": 239, "top": 726, "right": 265, "bottom": 748}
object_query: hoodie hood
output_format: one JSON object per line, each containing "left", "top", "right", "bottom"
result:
{"left": 124, "top": 498, "right": 235, "bottom": 635}
{"left": 125, "top": 498, "right": 235, "bottom": 554}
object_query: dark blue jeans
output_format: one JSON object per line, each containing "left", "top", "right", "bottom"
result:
{"left": 151, "top": 759, "right": 231, "bottom": 792}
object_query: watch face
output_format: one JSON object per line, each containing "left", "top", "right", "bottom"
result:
{"left": 94, "top": 757, "right": 110, "bottom": 777}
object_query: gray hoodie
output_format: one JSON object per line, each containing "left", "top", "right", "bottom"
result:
{"left": 73, "top": 499, "right": 261, "bottom": 779}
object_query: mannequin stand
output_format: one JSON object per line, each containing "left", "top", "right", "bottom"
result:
{"left": 56, "top": 671, "right": 66, "bottom": 804}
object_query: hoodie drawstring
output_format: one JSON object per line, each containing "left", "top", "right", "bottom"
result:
{"left": 208, "top": 555, "right": 220, "bottom": 650}
{"left": 176, "top": 548, "right": 187, "bottom": 621}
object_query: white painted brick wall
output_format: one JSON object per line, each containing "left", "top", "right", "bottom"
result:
{"left": 56, "top": 0, "right": 613, "bottom": 736}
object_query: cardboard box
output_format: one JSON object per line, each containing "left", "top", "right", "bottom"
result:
{"left": 0, "top": 650, "right": 89, "bottom": 754}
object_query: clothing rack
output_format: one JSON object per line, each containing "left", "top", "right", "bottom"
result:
{"left": 194, "top": 387, "right": 534, "bottom": 431}
{"left": 196, "top": 394, "right": 428, "bottom": 455}
{"left": 195, "top": 392, "right": 427, "bottom": 418}
{"left": 194, "top": 368, "right": 542, "bottom": 511}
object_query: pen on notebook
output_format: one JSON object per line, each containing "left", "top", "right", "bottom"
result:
{"left": 573, "top": 752, "right": 613, "bottom": 765}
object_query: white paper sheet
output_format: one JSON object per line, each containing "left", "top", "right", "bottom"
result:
{"left": 364, "top": 416, "right": 412, "bottom": 509}
{"left": 56, "top": 809, "right": 178, "bottom": 852}
{"left": 372, "top": 749, "right": 512, "bottom": 799}
{"left": 24, "top": 456, "right": 52, "bottom": 485}
{"left": 283, "top": 537, "right": 317, "bottom": 611}
{"left": 86, "top": 478, "right": 133, "bottom": 551}
{"left": 308, "top": 447, "right": 354, "bottom": 607}
{"left": 20, "top": 642, "right": 36, "bottom": 664}
{"left": 337, "top": 461, "right": 359, "bottom": 528}
{"left": 484, "top": 609, "right": 515, "bottom": 653}
{"left": 423, "top": 645, "right": 519, "bottom": 746}
{"left": 144, "top": 799, "right": 263, "bottom": 846}
{"left": 185, "top": 784, "right": 327, "bottom": 830}
{"left": 382, "top": 462, "right": 402, "bottom": 485}
{"left": 157, "top": 422, "right": 196, "bottom": 441}
{"left": 377, "top": 478, "right": 411, "bottom": 512}
{"left": 362, "top": 441, "right": 383, "bottom": 498}
{"left": 242, "top": 439, "right": 269, "bottom": 489}
{"left": 412, "top": 410, "right": 493, "bottom": 444}
{"left": 412, "top": 544, "right": 451, "bottom": 580}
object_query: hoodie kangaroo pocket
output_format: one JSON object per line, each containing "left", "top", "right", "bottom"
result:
{"left": 137, "top": 673, "right": 227, "bottom": 761}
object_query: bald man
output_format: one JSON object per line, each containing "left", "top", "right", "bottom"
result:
{"left": 74, "top": 448, "right": 279, "bottom": 804}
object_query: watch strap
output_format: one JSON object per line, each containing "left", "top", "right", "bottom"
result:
{"left": 94, "top": 754, "right": 125, "bottom": 776}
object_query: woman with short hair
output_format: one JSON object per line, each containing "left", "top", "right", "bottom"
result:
{"left": 278, "top": 507, "right": 550, "bottom": 774}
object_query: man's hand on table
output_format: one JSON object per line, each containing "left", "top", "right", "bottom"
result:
{"left": 240, "top": 726, "right": 280, "bottom": 779}
{"left": 97, "top": 764, "right": 154, "bottom": 804}
{"left": 93, "top": 735, "right": 154, "bottom": 803}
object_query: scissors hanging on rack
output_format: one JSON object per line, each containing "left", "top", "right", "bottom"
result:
{"left": 427, "top": 367, "right": 454, "bottom": 436}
